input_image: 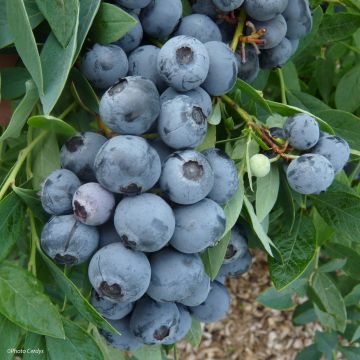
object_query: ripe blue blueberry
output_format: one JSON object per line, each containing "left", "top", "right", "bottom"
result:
{"left": 202, "top": 148, "right": 239, "bottom": 204}
{"left": 259, "top": 38, "right": 295, "bottom": 69}
{"left": 286, "top": 154, "right": 335, "bottom": 195}
{"left": 99, "top": 76, "right": 160, "bottom": 135}
{"left": 289, "top": 38, "right": 300, "bottom": 56}
{"left": 41, "top": 215, "right": 99, "bottom": 266}
{"left": 202, "top": 41, "right": 238, "bottom": 96}
{"left": 170, "top": 198, "right": 226, "bottom": 253}
{"left": 311, "top": 133, "right": 350, "bottom": 173}
{"left": 160, "top": 150, "right": 215, "bottom": 205}
{"left": 140, "top": 0, "right": 183, "bottom": 39}
{"left": 192, "top": 0, "right": 218, "bottom": 19}
{"left": 40, "top": 169, "right": 81, "bottom": 215}
{"left": 174, "top": 14, "right": 222, "bottom": 43}
{"left": 158, "top": 36, "right": 210, "bottom": 92}
{"left": 212, "top": 0, "right": 244, "bottom": 12}
{"left": 219, "top": 251, "right": 252, "bottom": 277}
{"left": 72, "top": 182, "right": 115, "bottom": 226}
{"left": 60, "top": 132, "right": 107, "bottom": 182}
{"left": 179, "top": 273, "right": 211, "bottom": 307}
{"left": 244, "top": 0, "right": 289, "bottom": 21}
{"left": 163, "top": 305, "right": 192, "bottom": 344}
{"left": 128, "top": 45, "right": 166, "bottom": 91}
{"left": 80, "top": 44, "right": 128, "bottom": 90}
{"left": 283, "top": 0, "right": 312, "bottom": 39}
{"left": 99, "top": 221, "right": 121, "bottom": 248}
{"left": 130, "top": 296, "right": 180, "bottom": 345}
{"left": 115, "top": 0, "right": 151, "bottom": 8}
{"left": 223, "top": 226, "right": 249, "bottom": 264}
{"left": 284, "top": 114, "right": 320, "bottom": 151}
{"left": 235, "top": 46, "right": 260, "bottom": 84}
{"left": 160, "top": 87, "right": 212, "bottom": 117}
{"left": 189, "top": 281, "right": 230, "bottom": 323}
{"left": 91, "top": 290, "right": 134, "bottom": 320}
{"left": 94, "top": 135, "right": 161, "bottom": 195}
{"left": 147, "top": 248, "right": 206, "bottom": 302}
{"left": 148, "top": 138, "right": 172, "bottom": 164}
{"left": 100, "top": 316, "right": 142, "bottom": 352}
{"left": 88, "top": 242, "right": 151, "bottom": 303}
{"left": 114, "top": 193, "right": 175, "bottom": 252}
{"left": 158, "top": 96, "right": 208, "bottom": 150}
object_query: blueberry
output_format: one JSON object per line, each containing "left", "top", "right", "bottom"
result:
{"left": 202, "top": 41, "right": 238, "bottom": 96}
{"left": 158, "top": 36, "right": 210, "bottom": 92}
{"left": 99, "top": 77, "right": 160, "bottom": 135}
{"left": 72, "top": 182, "right": 115, "bottom": 226}
{"left": 80, "top": 44, "right": 128, "bottom": 90}
{"left": 179, "top": 273, "right": 211, "bottom": 307}
{"left": 283, "top": 0, "right": 312, "bottom": 39}
{"left": 219, "top": 251, "right": 252, "bottom": 277}
{"left": 148, "top": 138, "right": 172, "bottom": 164}
{"left": 158, "top": 96, "right": 208, "bottom": 150}
{"left": 259, "top": 38, "right": 294, "bottom": 69}
{"left": 140, "top": 0, "right": 183, "bottom": 39}
{"left": 162, "top": 305, "right": 192, "bottom": 344}
{"left": 175, "top": 14, "right": 222, "bottom": 43}
{"left": 160, "top": 87, "right": 212, "bottom": 117}
{"left": 249, "top": 154, "right": 271, "bottom": 178}
{"left": 130, "top": 296, "right": 180, "bottom": 345}
{"left": 311, "top": 134, "right": 350, "bottom": 173}
{"left": 289, "top": 38, "right": 299, "bottom": 56}
{"left": 94, "top": 135, "right": 161, "bottom": 194}
{"left": 128, "top": 45, "right": 166, "bottom": 91}
{"left": 235, "top": 46, "right": 260, "bottom": 84}
{"left": 147, "top": 248, "right": 206, "bottom": 302}
{"left": 284, "top": 114, "right": 320, "bottom": 150}
{"left": 40, "top": 169, "right": 81, "bottom": 215}
{"left": 170, "top": 198, "right": 226, "bottom": 253}
{"left": 60, "top": 132, "right": 107, "bottom": 182}
{"left": 189, "top": 281, "right": 230, "bottom": 323}
{"left": 244, "top": 0, "right": 289, "bottom": 21}
{"left": 115, "top": 0, "right": 151, "bottom": 9}
{"left": 269, "top": 127, "right": 286, "bottom": 139}
{"left": 100, "top": 316, "right": 142, "bottom": 352}
{"left": 114, "top": 193, "right": 175, "bottom": 252}
{"left": 251, "top": 15, "right": 287, "bottom": 50}
{"left": 91, "top": 290, "right": 134, "bottom": 320}
{"left": 88, "top": 242, "right": 151, "bottom": 303}
{"left": 202, "top": 148, "right": 239, "bottom": 204}
{"left": 160, "top": 150, "right": 215, "bottom": 205}
{"left": 223, "top": 226, "right": 248, "bottom": 264}
{"left": 217, "top": 19, "right": 236, "bottom": 44}
{"left": 286, "top": 154, "right": 335, "bottom": 195}
{"left": 113, "top": 11, "right": 143, "bottom": 53}
{"left": 212, "top": 0, "right": 244, "bottom": 12}
{"left": 99, "top": 221, "right": 121, "bottom": 248}
{"left": 41, "top": 215, "right": 99, "bottom": 266}
{"left": 192, "top": 0, "right": 218, "bottom": 19}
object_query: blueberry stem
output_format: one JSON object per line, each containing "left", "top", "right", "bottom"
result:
{"left": 0, "top": 131, "right": 47, "bottom": 201}
{"left": 220, "top": 94, "right": 254, "bottom": 125}
{"left": 276, "top": 68, "right": 287, "bottom": 105}
{"left": 28, "top": 209, "right": 38, "bottom": 276}
{"left": 230, "top": 9, "right": 247, "bottom": 52}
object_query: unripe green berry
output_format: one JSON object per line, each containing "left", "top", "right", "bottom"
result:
{"left": 249, "top": 154, "right": 271, "bottom": 178}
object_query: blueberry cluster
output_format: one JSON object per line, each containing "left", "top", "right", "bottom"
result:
{"left": 270, "top": 114, "right": 350, "bottom": 195}
{"left": 39, "top": 129, "right": 252, "bottom": 349}
{"left": 81, "top": 0, "right": 313, "bottom": 99}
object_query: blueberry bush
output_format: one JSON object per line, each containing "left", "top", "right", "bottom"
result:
{"left": 0, "top": 0, "right": 360, "bottom": 359}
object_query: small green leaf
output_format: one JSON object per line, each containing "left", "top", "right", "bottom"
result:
{"left": 90, "top": 3, "right": 136, "bottom": 44}
{"left": 257, "top": 287, "right": 294, "bottom": 310}
{"left": 0, "top": 67, "right": 30, "bottom": 100}
{"left": 208, "top": 102, "right": 221, "bottom": 125}
{"left": 186, "top": 317, "right": 202, "bottom": 347}
{"left": 292, "top": 301, "right": 317, "bottom": 326}
{"left": 344, "top": 284, "right": 360, "bottom": 306}
{"left": 295, "top": 344, "right": 321, "bottom": 360}
{"left": 0, "top": 314, "right": 23, "bottom": 360}
{"left": 196, "top": 124, "right": 216, "bottom": 152}
{"left": 28, "top": 115, "right": 77, "bottom": 137}
{"left": 314, "top": 331, "right": 338, "bottom": 359}
{"left": 339, "top": 347, "right": 360, "bottom": 360}
{"left": 133, "top": 346, "right": 162, "bottom": 360}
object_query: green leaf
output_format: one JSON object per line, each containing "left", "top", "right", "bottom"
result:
{"left": 46, "top": 319, "right": 102, "bottom": 360}
{"left": 256, "top": 165, "right": 279, "bottom": 223}
{"left": 311, "top": 191, "right": 360, "bottom": 243}
{"left": 315, "top": 110, "right": 360, "bottom": 151}
{"left": 339, "top": 347, "right": 360, "bottom": 360}
{"left": 35, "top": 0, "right": 78, "bottom": 48}
{"left": 287, "top": 90, "right": 330, "bottom": 113}
{"left": 23, "top": 333, "right": 47, "bottom": 360}
{"left": 314, "top": 331, "right": 338, "bottom": 359}
{"left": 269, "top": 216, "right": 316, "bottom": 290}
{"left": 319, "top": 258, "right": 347, "bottom": 273}
{"left": 38, "top": 248, "right": 117, "bottom": 335}
{"left": 0, "top": 80, "right": 39, "bottom": 142}
{"left": 292, "top": 301, "right": 317, "bottom": 326}
{"left": 0, "top": 262, "right": 64, "bottom": 338}
{"left": 310, "top": 272, "right": 347, "bottom": 332}
{"left": 133, "top": 346, "right": 162, "bottom": 360}
{"left": 196, "top": 124, "right": 216, "bottom": 152}
{"left": 208, "top": 101, "right": 221, "bottom": 125}
{"left": 295, "top": 344, "right": 321, "bottom": 360}
{"left": 0, "top": 67, "right": 30, "bottom": 100}
{"left": 90, "top": 3, "right": 136, "bottom": 44}
{"left": 6, "top": 0, "right": 43, "bottom": 95}
{"left": 0, "top": 314, "right": 23, "bottom": 360}
{"left": 257, "top": 287, "right": 294, "bottom": 310}
{"left": 344, "top": 283, "right": 360, "bottom": 306}
{"left": 28, "top": 115, "right": 77, "bottom": 137}
{"left": 40, "top": 6, "right": 79, "bottom": 114}
{"left": 186, "top": 317, "right": 202, "bottom": 347}
{"left": 92, "top": 327, "right": 126, "bottom": 360}
{"left": 0, "top": 192, "right": 26, "bottom": 262}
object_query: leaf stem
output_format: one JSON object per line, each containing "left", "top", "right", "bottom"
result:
{"left": 220, "top": 94, "right": 254, "bottom": 125}
{"left": 0, "top": 131, "right": 47, "bottom": 201}
{"left": 277, "top": 68, "right": 287, "bottom": 104}
{"left": 230, "top": 9, "right": 247, "bottom": 52}
{"left": 27, "top": 209, "right": 38, "bottom": 276}
{"left": 58, "top": 102, "right": 77, "bottom": 120}
{"left": 26, "top": 127, "right": 33, "bottom": 180}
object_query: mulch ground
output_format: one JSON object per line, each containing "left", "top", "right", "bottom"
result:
{"left": 178, "top": 250, "right": 322, "bottom": 360}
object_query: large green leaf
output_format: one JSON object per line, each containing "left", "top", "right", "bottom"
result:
{"left": 0, "top": 314, "right": 23, "bottom": 360}
{"left": 35, "top": 0, "right": 78, "bottom": 48}
{"left": 0, "top": 262, "right": 64, "bottom": 338}
{"left": 23, "top": 333, "right": 47, "bottom": 360}
{"left": 269, "top": 216, "right": 316, "bottom": 290}
{"left": 6, "top": 0, "right": 43, "bottom": 94}
{"left": 133, "top": 346, "right": 162, "bottom": 360}
{"left": 0, "top": 67, "right": 30, "bottom": 100}
{"left": 28, "top": 115, "right": 77, "bottom": 137}
{"left": 46, "top": 319, "right": 102, "bottom": 360}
